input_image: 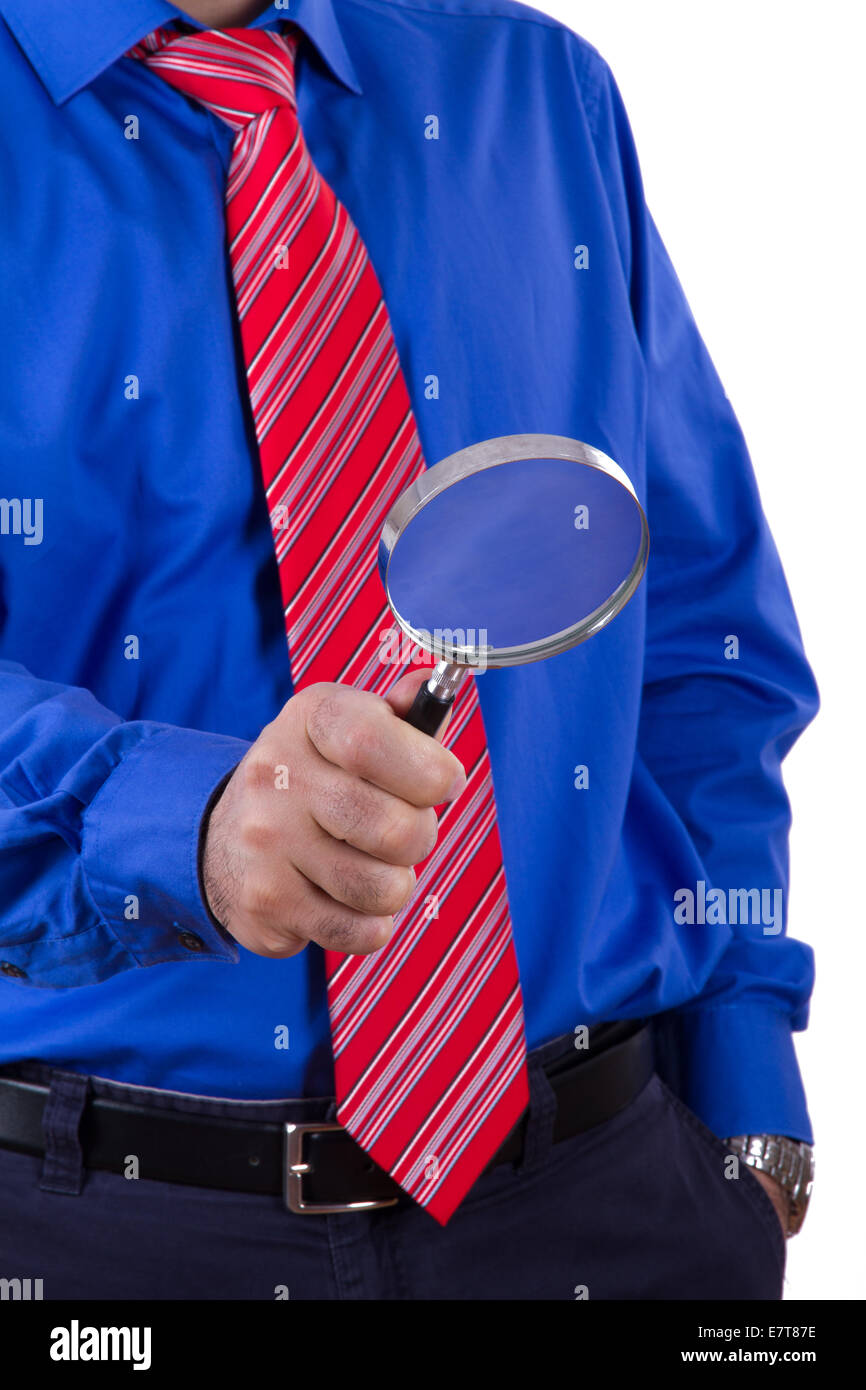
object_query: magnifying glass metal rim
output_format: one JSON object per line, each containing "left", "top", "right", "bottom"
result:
{"left": 378, "top": 432, "right": 650, "bottom": 670}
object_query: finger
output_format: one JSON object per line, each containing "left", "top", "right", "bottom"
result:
{"left": 229, "top": 862, "right": 394, "bottom": 960}
{"left": 307, "top": 757, "right": 439, "bottom": 866}
{"left": 305, "top": 684, "right": 466, "bottom": 807}
{"left": 230, "top": 924, "right": 308, "bottom": 961}
{"left": 291, "top": 873, "right": 396, "bottom": 956}
{"left": 292, "top": 815, "right": 418, "bottom": 917}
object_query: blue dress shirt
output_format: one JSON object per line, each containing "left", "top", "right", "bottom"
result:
{"left": 0, "top": 0, "right": 819, "bottom": 1141}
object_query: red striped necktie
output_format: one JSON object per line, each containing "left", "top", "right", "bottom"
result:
{"left": 128, "top": 23, "right": 529, "bottom": 1224}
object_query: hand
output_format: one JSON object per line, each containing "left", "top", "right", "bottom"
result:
{"left": 750, "top": 1168, "right": 790, "bottom": 1238}
{"left": 201, "top": 670, "right": 466, "bottom": 959}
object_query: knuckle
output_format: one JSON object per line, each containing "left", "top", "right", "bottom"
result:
{"left": 238, "top": 814, "right": 278, "bottom": 854}
{"left": 332, "top": 857, "right": 414, "bottom": 915}
{"left": 381, "top": 864, "right": 416, "bottom": 913}
{"left": 303, "top": 686, "right": 342, "bottom": 750}
{"left": 238, "top": 874, "right": 283, "bottom": 925}
{"left": 377, "top": 799, "right": 416, "bottom": 858}
{"left": 243, "top": 751, "right": 281, "bottom": 794}
{"left": 306, "top": 687, "right": 386, "bottom": 775}
{"left": 320, "top": 778, "right": 368, "bottom": 840}
{"left": 307, "top": 909, "right": 394, "bottom": 956}
{"left": 333, "top": 719, "right": 380, "bottom": 777}
{"left": 378, "top": 800, "right": 436, "bottom": 864}
{"left": 256, "top": 932, "right": 306, "bottom": 959}
{"left": 308, "top": 908, "right": 363, "bottom": 955}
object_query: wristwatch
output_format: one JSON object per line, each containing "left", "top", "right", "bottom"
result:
{"left": 725, "top": 1134, "right": 814, "bottom": 1236}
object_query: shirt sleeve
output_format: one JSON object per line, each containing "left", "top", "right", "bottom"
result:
{"left": 583, "top": 49, "right": 820, "bottom": 1142}
{"left": 0, "top": 659, "right": 248, "bottom": 987}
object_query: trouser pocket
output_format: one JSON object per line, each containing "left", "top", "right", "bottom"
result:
{"left": 656, "top": 1076, "right": 787, "bottom": 1292}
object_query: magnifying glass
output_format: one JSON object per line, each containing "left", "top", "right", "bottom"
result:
{"left": 378, "top": 433, "right": 650, "bottom": 734}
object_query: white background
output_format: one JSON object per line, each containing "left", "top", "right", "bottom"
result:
{"left": 539, "top": 0, "right": 865, "bottom": 1300}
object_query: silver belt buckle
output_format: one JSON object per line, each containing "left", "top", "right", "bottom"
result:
{"left": 283, "top": 1121, "right": 400, "bottom": 1215}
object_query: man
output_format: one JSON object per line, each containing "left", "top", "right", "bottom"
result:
{"left": 0, "top": 0, "right": 817, "bottom": 1300}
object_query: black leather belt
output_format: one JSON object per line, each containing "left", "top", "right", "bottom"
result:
{"left": 0, "top": 1021, "right": 653, "bottom": 1214}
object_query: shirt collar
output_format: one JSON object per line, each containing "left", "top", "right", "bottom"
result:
{"left": 0, "top": 0, "right": 363, "bottom": 104}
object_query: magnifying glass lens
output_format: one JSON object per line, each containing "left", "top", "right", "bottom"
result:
{"left": 387, "top": 456, "right": 645, "bottom": 653}
{"left": 377, "top": 434, "right": 649, "bottom": 734}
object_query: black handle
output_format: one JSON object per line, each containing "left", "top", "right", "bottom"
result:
{"left": 405, "top": 681, "right": 455, "bottom": 737}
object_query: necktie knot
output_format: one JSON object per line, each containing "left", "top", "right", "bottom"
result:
{"left": 127, "top": 26, "right": 299, "bottom": 130}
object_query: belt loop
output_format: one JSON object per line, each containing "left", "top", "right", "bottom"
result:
{"left": 515, "top": 1050, "right": 558, "bottom": 1175}
{"left": 39, "top": 1070, "right": 90, "bottom": 1196}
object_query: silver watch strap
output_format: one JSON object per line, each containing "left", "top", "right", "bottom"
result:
{"left": 725, "top": 1134, "right": 814, "bottom": 1235}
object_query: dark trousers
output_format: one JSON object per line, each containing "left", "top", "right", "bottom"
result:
{"left": 0, "top": 1033, "right": 785, "bottom": 1300}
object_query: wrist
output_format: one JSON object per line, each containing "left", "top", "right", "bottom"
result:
{"left": 749, "top": 1168, "right": 791, "bottom": 1236}
{"left": 725, "top": 1134, "right": 814, "bottom": 1236}
{"left": 199, "top": 766, "right": 241, "bottom": 930}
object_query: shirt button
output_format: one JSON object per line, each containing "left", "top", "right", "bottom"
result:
{"left": 0, "top": 961, "right": 27, "bottom": 979}
{"left": 177, "top": 931, "right": 206, "bottom": 953}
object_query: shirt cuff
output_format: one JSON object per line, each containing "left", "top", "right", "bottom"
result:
{"left": 82, "top": 725, "right": 249, "bottom": 968}
{"left": 656, "top": 1003, "right": 813, "bottom": 1144}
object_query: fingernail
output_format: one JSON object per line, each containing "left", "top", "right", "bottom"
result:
{"left": 448, "top": 770, "right": 467, "bottom": 801}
